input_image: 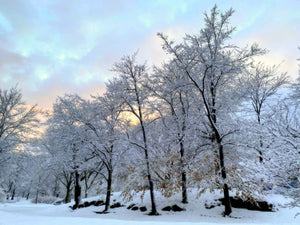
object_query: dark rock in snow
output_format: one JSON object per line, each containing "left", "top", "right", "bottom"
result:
{"left": 131, "top": 206, "right": 139, "bottom": 211}
{"left": 172, "top": 204, "right": 185, "bottom": 212}
{"left": 110, "top": 202, "right": 124, "bottom": 208}
{"left": 72, "top": 200, "right": 106, "bottom": 210}
{"left": 162, "top": 206, "right": 172, "bottom": 211}
{"left": 94, "top": 210, "right": 109, "bottom": 214}
{"left": 127, "top": 203, "right": 135, "bottom": 209}
{"left": 71, "top": 205, "right": 78, "bottom": 210}
{"left": 162, "top": 205, "right": 185, "bottom": 212}
{"left": 90, "top": 201, "right": 96, "bottom": 206}
{"left": 94, "top": 200, "right": 104, "bottom": 206}
{"left": 78, "top": 204, "right": 84, "bottom": 208}
{"left": 140, "top": 206, "right": 147, "bottom": 212}
{"left": 84, "top": 201, "right": 91, "bottom": 207}
{"left": 219, "top": 197, "right": 274, "bottom": 211}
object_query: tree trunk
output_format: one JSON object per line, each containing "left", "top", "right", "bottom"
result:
{"left": 147, "top": 170, "right": 158, "bottom": 215}
{"left": 84, "top": 173, "right": 88, "bottom": 199}
{"left": 145, "top": 149, "right": 158, "bottom": 215}
{"left": 180, "top": 140, "right": 188, "bottom": 204}
{"left": 104, "top": 169, "right": 112, "bottom": 211}
{"left": 179, "top": 91, "right": 188, "bottom": 204}
{"left": 35, "top": 190, "right": 39, "bottom": 204}
{"left": 53, "top": 177, "right": 60, "bottom": 197}
{"left": 11, "top": 188, "right": 15, "bottom": 201}
{"left": 218, "top": 142, "right": 232, "bottom": 216}
{"left": 65, "top": 184, "right": 71, "bottom": 203}
{"left": 74, "top": 170, "right": 81, "bottom": 208}
{"left": 257, "top": 113, "right": 264, "bottom": 163}
{"left": 181, "top": 171, "right": 188, "bottom": 204}
{"left": 201, "top": 85, "right": 232, "bottom": 216}
{"left": 141, "top": 121, "right": 158, "bottom": 215}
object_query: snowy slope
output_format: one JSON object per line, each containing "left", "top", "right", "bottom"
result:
{"left": 0, "top": 190, "right": 299, "bottom": 225}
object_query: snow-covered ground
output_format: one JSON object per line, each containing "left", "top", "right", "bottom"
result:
{"left": 0, "top": 190, "right": 299, "bottom": 225}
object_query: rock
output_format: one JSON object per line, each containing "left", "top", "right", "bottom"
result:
{"left": 162, "top": 206, "right": 172, "bottom": 211}
{"left": 84, "top": 201, "right": 91, "bottom": 207}
{"left": 78, "top": 204, "right": 84, "bottom": 208}
{"left": 94, "top": 211, "right": 109, "bottom": 214}
{"left": 90, "top": 201, "right": 96, "bottom": 206}
{"left": 162, "top": 205, "right": 185, "bottom": 212}
{"left": 131, "top": 206, "right": 139, "bottom": 211}
{"left": 140, "top": 206, "right": 147, "bottom": 212}
{"left": 127, "top": 203, "right": 135, "bottom": 209}
{"left": 71, "top": 204, "right": 84, "bottom": 209}
{"left": 110, "top": 202, "right": 124, "bottom": 208}
{"left": 94, "top": 200, "right": 104, "bottom": 206}
{"left": 219, "top": 197, "right": 274, "bottom": 211}
{"left": 172, "top": 204, "right": 185, "bottom": 212}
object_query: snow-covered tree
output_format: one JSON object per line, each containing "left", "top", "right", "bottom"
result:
{"left": 266, "top": 80, "right": 300, "bottom": 198}
{"left": 112, "top": 53, "right": 159, "bottom": 215}
{"left": 245, "top": 62, "right": 288, "bottom": 162}
{"left": 88, "top": 82, "right": 127, "bottom": 211}
{"left": 0, "top": 86, "right": 39, "bottom": 166}
{"left": 148, "top": 61, "right": 203, "bottom": 204}
{"left": 45, "top": 95, "right": 91, "bottom": 208}
{"left": 158, "top": 6, "right": 265, "bottom": 215}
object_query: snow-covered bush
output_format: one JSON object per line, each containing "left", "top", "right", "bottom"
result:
{"left": 31, "top": 196, "right": 61, "bottom": 204}
{"left": 0, "top": 189, "right": 6, "bottom": 203}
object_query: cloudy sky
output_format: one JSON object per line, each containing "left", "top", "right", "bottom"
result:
{"left": 0, "top": 0, "right": 299, "bottom": 108}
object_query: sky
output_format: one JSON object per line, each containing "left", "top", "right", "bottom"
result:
{"left": 0, "top": 0, "right": 299, "bottom": 108}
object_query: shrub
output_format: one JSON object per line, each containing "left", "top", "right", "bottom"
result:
{"left": 31, "top": 196, "right": 61, "bottom": 204}
{"left": 0, "top": 189, "right": 6, "bottom": 203}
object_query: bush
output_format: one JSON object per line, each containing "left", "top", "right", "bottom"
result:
{"left": 31, "top": 196, "right": 61, "bottom": 204}
{"left": 0, "top": 189, "right": 5, "bottom": 203}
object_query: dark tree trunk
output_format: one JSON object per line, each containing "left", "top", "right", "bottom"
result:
{"left": 147, "top": 170, "right": 158, "bottom": 215}
{"left": 141, "top": 121, "right": 158, "bottom": 215}
{"left": 139, "top": 114, "right": 159, "bottom": 216}
{"left": 218, "top": 142, "right": 232, "bottom": 216}
{"left": 65, "top": 185, "right": 71, "bottom": 203}
{"left": 129, "top": 66, "right": 158, "bottom": 216}
{"left": 179, "top": 91, "right": 188, "bottom": 204}
{"left": 11, "top": 189, "right": 15, "bottom": 201}
{"left": 74, "top": 170, "right": 81, "bottom": 208}
{"left": 65, "top": 191, "right": 70, "bottom": 204}
{"left": 104, "top": 169, "right": 112, "bottom": 211}
{"left": 180, "top": 140, "right": 188, "bottom": 204}
{"left": 35, "top": 190, "right": 39, "bottom": 204}
{"left": 144, "top": 144, "right": 158, "bottom": 215}
{"left": 181, "top": 171, "right": 188, "bottom": 204}
{"left": 64, "top": 175, "right": 73, "bottom": 203}
{"left": 257, "top": 112, "right": 264, "bottom": 163}
{"left": 53, "top": 177, "right": 60, "bottom": 198}
{"left": 83, "top": 172, "right": 88, "bottom": 199}
{"left": 202, "top": 83, "right": 232, "bottom": 216}
{"left": 258, "top": 150, "right": 263, "bottom": 163}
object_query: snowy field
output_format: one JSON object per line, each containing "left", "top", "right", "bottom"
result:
{"left": 1, "top": 191, "right": 299, "bottom": 225}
